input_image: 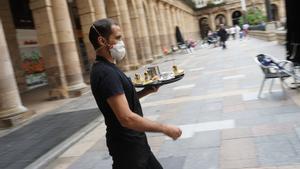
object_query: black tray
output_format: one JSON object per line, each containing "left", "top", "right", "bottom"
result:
{"left": 134, "top": 74, "right": 184, "bottom": 88}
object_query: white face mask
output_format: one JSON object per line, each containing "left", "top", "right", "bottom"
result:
{"left": 110, "top": 40, "right": 126, "bottom": 61}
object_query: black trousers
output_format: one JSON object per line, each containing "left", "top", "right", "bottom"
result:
{"left": 220, "top": 40, "right": 226, "bottom": 49}
{"left": 112, "top": 151, "right": 163, "bottom": 169}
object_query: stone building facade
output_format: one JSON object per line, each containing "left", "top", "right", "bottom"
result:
{"left": 0, "top": 0, "right": 287, "bottom": 127}
{"left": 195, "top": 0, "right": 286, "bottom": 38}
{"left": 0, "top": 0, "right": 200, "bottom": 127}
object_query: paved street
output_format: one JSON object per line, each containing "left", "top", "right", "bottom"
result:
{"left": 46, "top": 38, "right": 300, "bottom": 169}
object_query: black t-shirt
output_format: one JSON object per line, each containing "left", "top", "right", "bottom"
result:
{"left": 90, "top": 56, "right": 150, "bottom": 152}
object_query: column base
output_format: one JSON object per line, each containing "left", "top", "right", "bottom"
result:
{"left": 48, "top": 83, "right": 88, "bottom": 100}
{"left": 118, "top": 63, "right": 140, "bottom": 71}
{"left": 118, "top": 64, "right": 130, "bottom": 72}
{"left": 0, "top": 106, "right": 35, "bottom": 128}
{"left": 154, "top": 54, "right": 163, "bottom": 59}
{"left": 67, "top": 83, "right": 89, "bottom": 98}
{"left": 129, "top": 63, "right": 140, "bottom": 70}
{"left": 146, "top": 58, "right": 154, "bottom": 64}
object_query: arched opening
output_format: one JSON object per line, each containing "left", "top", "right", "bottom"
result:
{"left": 10, "top": 0, "right": 34, "bottom": 29}
{"left": 271, "top": 4, "right": 279, "bottom": 21}
{"left": 199, "top": 17, "right": 210, "bottom": 39}
{"left": 215, "top": 14, "right": 226, "bottom": 28}
{"left": 232, "top": 11, "right": 242, "bottom": 25}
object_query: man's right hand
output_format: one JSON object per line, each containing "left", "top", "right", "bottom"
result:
{"left": 163, "top": 124, "right": 182, "bottom": 140}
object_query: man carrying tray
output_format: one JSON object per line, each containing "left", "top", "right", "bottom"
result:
{"left": 89, "top": 18, "right": 182, "bottom": 169}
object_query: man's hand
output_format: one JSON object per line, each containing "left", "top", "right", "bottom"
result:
{"left": 143, "top": 86, "right": 159, "bottom": 94}
{"left": 162, "top": 124, "right": 182, "bottom": 140}
{"left": 137, "top": 86, "right": 160, "bottom": 99}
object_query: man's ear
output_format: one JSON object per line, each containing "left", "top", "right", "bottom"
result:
{"left": 98, "top": 36, "right": 106, "bottom": 46}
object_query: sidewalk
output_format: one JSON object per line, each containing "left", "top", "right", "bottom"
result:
{"left": 2, "top": 38, "right": 300, "bottom": 169}
{"left": 46, "top": 38, "right": 300, "bottom": 169}
{"left": 0, "top": 88, "right": 101, "bottom": 169}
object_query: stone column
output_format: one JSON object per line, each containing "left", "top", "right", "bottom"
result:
{"left": 278, "top": 0, "right": 285, "bottom": 21}
{"left": 76, "top": 0, "right": 96, "bottom": 65}
{"left": 165, "top": 5, "right": 175, "bottom": 46}
{"left": 226, "top": 10, "right": 233, "bottom": 26}
{"left": 176, "top": 9, "right": 182, "bottom": 29}
{"left": 118, "top": 0, "right": 139, "bottom": 69}
{"left": 0, "top": 0, "right": 27, "bottom": 92}
{"left": 30, "top": 0, "right": 68, "bottom": 97}
{"left": 148, "top": 0, "right": 163, "bottom": 58}
{"left": 193, "top": 17, "right": 201, "bottom": 40}
{"left": 76, "top": 0, "right": 107, "bottom": 66}
{"left": 136, "top": 0, "right": 153, "bottom": 63}
{"left": 182, "top": 12, "right": 188, "bottom": 39}
{"left": 176, "top": 9, "right": 185, "bottom": 41}
{"left": 130, "top": 11, "right": 144, "bottom": 64}
{"left": 209, "top": 13, "right": 216, "bottom": 31}
{"left": 93, "top": 0, "right": 107, "bottom": 20}
{"left": 30, "top": 0, "right": 86, "bottom": 98}
{"left": 171, "top": 7, "right": 178, "bottom": 42}
{"left": 158, "top": 2, "right": 169, "bottom": 50}
{"left": 51, "top": 0, "right": 87, "bottom": 96}
{"left": 181, "top": 11, "right": 187, "bottom": 38}
{"left": 0, "top": 19, "right": 33, "bottom": 128}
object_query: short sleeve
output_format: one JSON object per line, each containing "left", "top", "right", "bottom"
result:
{"left": 99, "top": 72, "right": 124, "bottom": 100}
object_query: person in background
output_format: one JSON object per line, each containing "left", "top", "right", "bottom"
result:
{"left": 230, "top": 26, "right": 236, "bottom": 40}
{"left": 217, "top": 24, "right": 228, "bottom": 49}
{"left": 242, "top": 23, "right": 249, "bottom": 37}
{"left": 235, "top": 24, "right": 241, "bottom": 40}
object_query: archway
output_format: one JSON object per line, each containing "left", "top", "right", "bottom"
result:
{"left": 215, "top": 14, "right": 226, "bottom": 28}
{"left": 199, "top": 17, "right": 210, "bottom": 39}
{"left": 232, "top": 11, "right": 242, "bottom": 25}
{"left": 271, "top": 4, "right": 279, "bottom": 21}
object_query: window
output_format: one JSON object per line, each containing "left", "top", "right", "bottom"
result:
{"left": 194, "top": 0, "right": 207, "bottom": 8}
{"left": 214, "top": 0, "right": 224, "bottom": 4}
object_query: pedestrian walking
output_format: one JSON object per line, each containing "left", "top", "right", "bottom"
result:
{"left": 242, "top": 23, "right": 249, "bottom": 37}
{"left": 230, "top": 26, "right": 236, "bottom": 40}
{"left": 217, "top": 24, "right": 228, "bottom": 49}
{"left": 89, "top": 19, "right": 182, "bottom": 169}
{"left": 234, "top": 24, "right": 241, "bottom": 39}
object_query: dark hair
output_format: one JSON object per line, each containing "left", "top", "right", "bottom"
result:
{"left": 88, "top": 18, "right": 118, "bottom": 50}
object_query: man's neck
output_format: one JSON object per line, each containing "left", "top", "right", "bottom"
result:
{"left": 96, "top": 50, "right": 115, "bottom": 64}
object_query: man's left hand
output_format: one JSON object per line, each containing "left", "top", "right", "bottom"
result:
{"left": 143, "top": 86, "right": 159, "bottom": 94}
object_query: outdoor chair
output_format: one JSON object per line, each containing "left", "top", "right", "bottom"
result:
{"left": 177, "top": 43, "right": 190, "bottom": 54}
{"left": 254, "top": 54, "right": 293, "bottom": 97}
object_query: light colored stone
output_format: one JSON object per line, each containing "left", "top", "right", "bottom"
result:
{"left": 0, "top": 19, "right": 33, "bottom": 128}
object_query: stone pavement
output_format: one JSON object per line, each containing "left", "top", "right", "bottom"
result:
{"left": 46, "top": 38, "right": 300, "bottom": 169}
{"left": 0, "top": 79, "right": 101, "bottom": 169}
{"left": 11, "top": 38, "right": 300, "bottom": 169}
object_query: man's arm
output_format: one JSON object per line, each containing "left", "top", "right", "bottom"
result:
{"left": 136, "top": 86, "right": 159, "bottom": 99}
{"left": 107, "top": 93, "right": 181, "bottom": 140}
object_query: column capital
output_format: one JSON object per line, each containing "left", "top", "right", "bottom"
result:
{"left": 76, "top": 0, "right": 95, "bottom": 15}
{"left": 29, "top": 0, "right": 52, "bottom": 10}
{"left": 165, "top": 3, "right": 170, "bottom": 10}
{"left": 170, "top": 6, "right": 176, "bottom": 12}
